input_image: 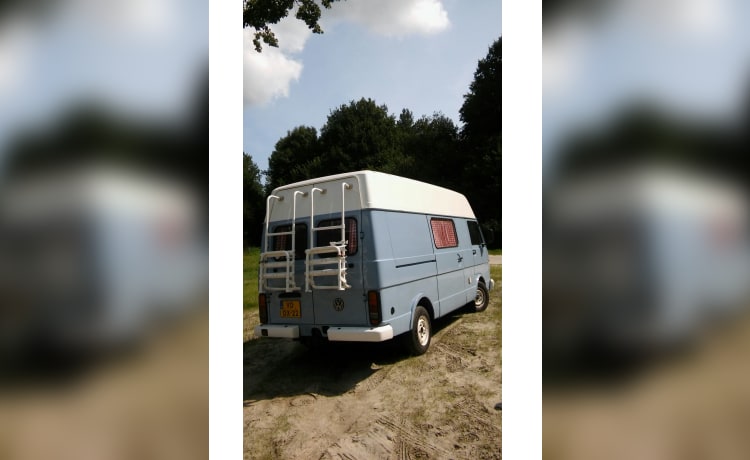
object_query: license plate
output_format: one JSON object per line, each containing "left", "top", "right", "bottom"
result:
{"left": 280, "top": 300, "right": 301, "bottom": 318}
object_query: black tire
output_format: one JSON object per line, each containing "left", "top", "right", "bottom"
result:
{"left": 472, "top": 281, "right": 489, "bottom": 312}
{"left": 402, "top": 306, "right": 431, "bottom": 355}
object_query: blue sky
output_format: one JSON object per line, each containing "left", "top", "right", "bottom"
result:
{"left": 243, "top": 0, "right": 502, "bottom": 177}
{"left": 543, "top": 0, "right": 750, "bottom": 172}
{"left": 0, "top": 0, "right": 208, "bottom": 166}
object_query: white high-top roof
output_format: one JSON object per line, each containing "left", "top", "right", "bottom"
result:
{"left": 268, "top": 170, "right": 475, "bottom": 220}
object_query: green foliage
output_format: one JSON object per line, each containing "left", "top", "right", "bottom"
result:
{"left": 265, "top": 126, "right": 320, "bottom": 192}
{"left": 404, "top": 112, "right": 462, "bottom": 190}
{"left": 244, "top": 153, "right": 266, "bottom": 246}
{"left": 319, "top": 98, "right": 402, "bottom": 173}
{"left": 459, "top": 37, "right": 502, "bottom": 247}
{"left": 243, "top": 0, "right": 341, "bottom": 52}
{"left": 243, "top": 247, "right": 261, "bottom": 310}
{"left": 460, "top": 38, "right": 501, "bottom": 146}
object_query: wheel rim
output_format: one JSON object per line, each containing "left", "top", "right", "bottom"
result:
{"left": 416, "top": 316, "right": 430, "bottom": 346}
{"left": 475, "top": 288, "right": 485, "bottom": 307}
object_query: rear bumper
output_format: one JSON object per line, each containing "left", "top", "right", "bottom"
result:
{"left": 254, "top": 323, "right": 394, "bottom": 342}
{"left": 489, "top": 278, "right": 496, "bottom": 290}
{"left": 327, "top": 325, "right": 394, "bottom": 342}
{"left": 254, "top": 324, "right": 300, "bottom": 339}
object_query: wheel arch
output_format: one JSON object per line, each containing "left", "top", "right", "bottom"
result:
{"left": 409, "top": 293, "right": 434, "bottom": 327}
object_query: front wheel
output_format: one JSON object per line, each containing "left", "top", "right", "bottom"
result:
{"left": 472, "top": 281, "right": 489, "bottom": 312}
{"left": 403, "top": 306, "right": 431, "bottom": 356}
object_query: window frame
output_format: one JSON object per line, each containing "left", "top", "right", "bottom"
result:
{"left": 272, "top": 223, "right": 308, "bottom": 259}
{"left": 430, "top": 217, "right": 459, "bottom": 249}
{"left": 316, "top": 217, "right": 358, "bottom": 255}
{"left": 467, "top": 220, "right": 485, "bottom": 246}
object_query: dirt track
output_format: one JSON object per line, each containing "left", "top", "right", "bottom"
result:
{"left": 0, "top": 311, "right": 208, "bottom": 460}
{"left": 243, "top": 277, "right": 502, "bottom": 459}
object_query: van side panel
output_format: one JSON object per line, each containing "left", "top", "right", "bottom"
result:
{"left": 362, "top": 210, "right": 439, "bottom": 335}
{"left": 431, "top": 216, "right": 469, "bottom": 316}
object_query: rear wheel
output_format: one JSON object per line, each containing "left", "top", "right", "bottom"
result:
{"left": 472, "top": 281, "right": 489, "bottom": 312}
{"left": 403, "top": 306, "right": 431, "bottom": 355}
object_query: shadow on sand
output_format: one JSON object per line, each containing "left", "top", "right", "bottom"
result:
{"left": 243, "top": 309, "right": 466, "bottom": 404}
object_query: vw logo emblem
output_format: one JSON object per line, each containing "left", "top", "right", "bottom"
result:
{"left": 333, "top": 298, "right": 345, "bottom": 312}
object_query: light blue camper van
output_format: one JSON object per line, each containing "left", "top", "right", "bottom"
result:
{"left": 254, "top": 170, "right": 495, "bottom": 354}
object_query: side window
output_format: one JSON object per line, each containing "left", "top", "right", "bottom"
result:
{"left": 316, "top": 218, "right": 358, "bottom": 255}
{"left": 430, "top": 218, "right": 458, "bottom": 249}
{"left": 467, "top": 220, "right": 484, "bottom": 246}
{"left": 273, "top": 223, "right": 307, "bottom": 259}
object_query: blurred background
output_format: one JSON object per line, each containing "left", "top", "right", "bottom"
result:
{"left": 0, "top": 0, "right": 208, "bottom": 459}
{"left": 544, "top": 0, "right": 750, "bottom": 459}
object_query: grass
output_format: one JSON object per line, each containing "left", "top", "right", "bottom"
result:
{"left": 488, "top": 248, "right": 502, "bottom": 256}
{"left": 244, "top": 247, "right": 260, "bottom": 311}
{"left": 490, "top": 265, "right": 502, "bottom": 342}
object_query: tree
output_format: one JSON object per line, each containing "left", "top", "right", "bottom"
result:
{"left": 460, "top": 38, "right": 501, "bottom": 150}
{"left": 244, "top": 153, "right": 266, "bottom": 246}
{"left": 404, "top": 113, "right": 461, "bottom": 189}
{"left": 555, "top": 102, "right": 743, "bottom": 182}
{"left": 318, "top": 98, "right": 401, "bottom": 174}
{"left": 244, "top": 0, "right": 342, "bottom": 52}
{"left": 265, "top": 126, "right": 320, "bottom": 192}
{"left": 459, "top": 37, "right": 502, "bottom": 247}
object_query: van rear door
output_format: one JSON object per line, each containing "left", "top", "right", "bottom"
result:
{"left": 307, "top": 178, "right": 366, "bottom": 326}
{"left": 309, "top": 213, "right": 364, "bottom": 325}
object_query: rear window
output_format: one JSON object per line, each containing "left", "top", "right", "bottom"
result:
{"left": 430, "top": 218, "right": 458, "bottom": 249}
{"left": 316, "top": 218, "right": 358, "bottom": 255}
{"left": 272, "top": 223, "right": 307, "bottom": 259}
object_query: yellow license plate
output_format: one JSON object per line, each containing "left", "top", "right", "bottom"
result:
{"left": 280, "top": 300, "right": 301, "bottom": 318}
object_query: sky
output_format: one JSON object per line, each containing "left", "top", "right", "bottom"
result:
{"left": 543, "top": 0, "right": 750, "bottom": 173}
{"left": 243, "top": 0, "right": 503, "bottom": 177}
{"left": 0, "top": 0, "right": 208, "bottom": 166}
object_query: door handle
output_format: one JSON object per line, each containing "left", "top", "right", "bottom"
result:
{"left": 473, "top": 249, "right": 477, "bottom": 255}
{"left": 457, "top": 254, "right": 463, "bottom": 263}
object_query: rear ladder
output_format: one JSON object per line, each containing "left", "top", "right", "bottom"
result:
{"left": 305, "top": 182, "right": 352, "bottom": 291}
{"left": 259, "top": 191, "right": 307, "bottom": 293}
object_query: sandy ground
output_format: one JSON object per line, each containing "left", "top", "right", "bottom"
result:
{"left": 243, "top": 283, "right": 502, "bottom": 459}
{"left": 544, "top": 313, "right": 750, "bottom": 460}
{"left": 0, "top": 311, "right": 209, "bottom": 460}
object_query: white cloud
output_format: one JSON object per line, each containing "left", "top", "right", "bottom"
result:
{"left": 244, "top": 0, "right": 450, "bottom": 106}
{"left": 543, "top": 0, "right": 734, "bottom": 96}
{"left": 68, "top": 0, "right": 177, "bottom": 39}
{"left": 666, "top": 0, "right": 727, "bottom": 37}
{"left": 0, "top": 18, "right": 34, "bottom": 97}
{"left": 244, "top": 14, "right": 314, "bottom": 107}
{"left": 543, "top": 18, "right": 589, "bottom": 95}
{"left": 328, "top": 0, "right": 450, "bottom": 37}
{"left": 244, "top": 29, "right": 303, "bottom": 107}
{"left": 618, "top": 0, "right": 729, "bottom": 40}
{"left": 270, "top": 13, "right": 313, "bottom": 52}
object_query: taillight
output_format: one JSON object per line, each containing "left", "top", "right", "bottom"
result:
{"left": 367, "top": 291, "right": 381, "bottom": 326}
{"left": 259, "top": 293, "right": 268, "bottom": 324}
